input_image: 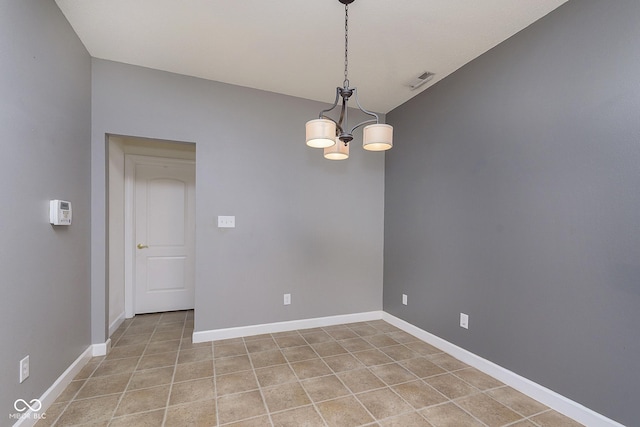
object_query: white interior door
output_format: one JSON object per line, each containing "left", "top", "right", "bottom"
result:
{"left": 133, "top": 158, "right": 195, "bottom": 314}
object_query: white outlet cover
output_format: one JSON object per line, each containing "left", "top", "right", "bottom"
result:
{"left": 19, "top": 355, "right": 29, "bottom": 383}
{"left": 402, "top": 294, "right": 408, "bottom": 305}
{"left": 460, "top": 313, "right": 469, "bottom": 329}
{"left": 217, "top": 215, "right": 235, "bottom": 228}
{"left": 284, "top": 293, "right": 291, "bottom": 305}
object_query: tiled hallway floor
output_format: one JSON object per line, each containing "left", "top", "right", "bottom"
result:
{"left": 37, "top": 311, "right": 583, "bottom": 426}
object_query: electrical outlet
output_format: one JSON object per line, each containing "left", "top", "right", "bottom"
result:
{"left": 217, "top": 215, "right": 235, "bottom": 228}
{"left": 19, "top": 355, "right": 29, "bottom": 383}
{"left": 283, "top": 293, "right": 291, "bottom": 305}
{"left": 402, "top": 294, "right": 408, "bottom": 305}
{"left": 460, "top": 313, "right": 469, "bottom": 329}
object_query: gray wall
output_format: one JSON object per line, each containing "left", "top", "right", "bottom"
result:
{"left": 384, "top": 1, "right": 639, "bottom": 424}
{"left": 91, "top": 59, "right": 385, "bottom": 339}
{"left": 0, "top": 0, "right": 91, "bottom": 417}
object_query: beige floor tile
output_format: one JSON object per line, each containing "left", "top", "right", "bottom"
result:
{"left": 169, "top": 377, "right": 215, "bottom": 406}
{"left": 74, "top": 358, "right": 103, "bottom": 380}
{"left": 424, "top": 373, "right": 479, "bottom": 399}
{"left": 404, "top": 341, "right": 443, "bottom": 356}
{"left": 75, "top": 372, "right": 131, "bottom": 399}
{"left": 114, "top": 333, "right": 152, "bottom": 347}
{"left": 92, "top": 357, "right": 139, "bottom": 377}
{"left": 368, "top": 320, "right": 401, "bottom": 333}
{"left": 428, "top": 353, "right": 469, "bottom": 371}
{"left": 151, "top": 328, "right": 184, "bottom": 342}
{"left": 356, "top": 387, "right": 413, "bottom": 419}
{"left": 55, "top": 394, "right": 120, "bottom": 425}
{"left": 421, "top": 402, "right": 484, "bottom": 426}
{"left": 379, "top": 411, "right": 434, "bottom": 427}
{"left": 243, "top": 333, "right": 273, "bottom": 342}
{"left": 323, "top": 353, "right": 365, "bottom": 373}
{"left": 273, "top": 334, "right": 307, "bottom": 348}
{"left": 290, "top": 359, "right": 332, "bottom": 379}
{"left": 250, "top": 349, "right": 287, "bottom": 368}
{"left": 301, "top": 374, "right": 350, "bottom": 402}
{"left": 401, "top": 358, "right": 446, "bottom": 378}
{"left": 215, "top": 355, "right": 252, "bottom": 375}
{"left": 217, "top": 390, "right": 267, "bottom": 425}
{"left": 311, "top": 341, "right": 348, "bottom": 357}
{"left": 49, "top": 313, "right": 574, "bottom": 427}
{"left": 300, "top": 331, "right": 333, "bottom": 344}
{"left": 165, "top": 399, "right": 217, "bottom": 426}
{"left": 454, "top": 368, "right": 504, "bottom": 390}
{"left": 316, "top": 395, "right": 374, "bottom": 427}
{"left": 254, "top": 364, "right": 297, "bottom": 387}
{"left": 137, "top": 351, "right": 178, "bottom": 370}
{"left": 365, "top": 334, "right": 400, "bottom": 348}
{"left": 34, "top": 402, "right": 66, "bottom": 427}
{"left": 216, "top": 370, "right": 259, "bottom": 395}
{"left": 109, "top": 409, "right": 165, "bottom": 427}
{"left": 370, "top": 362, "right": 418, "bottom": 385}
{"left": 386, "top": 330, "right": 420, "bottom": 344}
{"left": 115, "top": 384, "right": 170, "bottom": 416}
{"left": 531, "top": 410, "right": 585, "bottom": 426}
{"left": 486, "top": 386, "right": 549, "bottom": 417}
{"left": 213, "top": 337, "right": 244, "bottom": 346}
{"left": 456, "top": 393, "right": 523, "bottom": 426}
{"left": 380, "top": 344, "right": 419, "bottom": 361}
{"left": 174, "top": 359, "right": 214, "bottom": 382}
{"left": 214, "top": 342, "right": 248, "bottom": 358}
{"left": 245, "top": 337, "right": 279, "bottom": 353}
{"left": 509, "top": 421, "right": 539, "bottom": 427}
{"left": 124, "top": 323, "right": 157, "bottom": 335}
{"left": 262, "top": 382, "right": 311, "bottom": 412}
{"left": 326, "top": 328, "right": 359, "bottom": 340}
{"left": 181, "top": 337, "right": 212, "bottom": 351}
{"left": 106, "top": 343, "right": 147, "bottom": 360}
{"left": 392, "top": 380, "right": 447, "bottom": 409}
{"left": 270, "top": 405, "right": 326, "bottom": 427}
{"left": 144, "top": 339, "right": 181, "bottom": 355}
{"left": 128, "top": 366, "right": 175, "bottom": 390}
{"left": 348, "top": 324, "right": 379, "bottom": 337}
{"left": 178, "top": 346, "right": 213, "bottom": 364}
{"left": 281, "top": 345, "right": 318, "bottom": 362}
{"left": 53, "top": 379, "right": 84, "bottom": 403}
{"left": 223, "top": 415, "right": 271, "bottom": 426}
{"left": 339, "top": 337, "right": 374, "bottom": 352}
{"left": 338, "top": 368, "right": 386, "bottom": 393}
{"left": 352, "top": 348, "right": 394, "bottom": 366}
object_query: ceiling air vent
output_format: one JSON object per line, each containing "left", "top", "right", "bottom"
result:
{"left": 408, "top": 71, "right": 435, "bottom": 90}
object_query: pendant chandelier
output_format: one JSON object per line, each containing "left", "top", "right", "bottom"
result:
{"left": 305, "top": 0, "right": 393, "bottom": 160}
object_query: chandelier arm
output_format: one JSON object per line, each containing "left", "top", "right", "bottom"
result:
{"left": 317, "top": 87, "right": 342, "bottom": 120}
{"left": 349, "top": 118, "right": 378, "bottom": 135}
{"left": 352, "top": 87, "right": 380, "bottom": 123}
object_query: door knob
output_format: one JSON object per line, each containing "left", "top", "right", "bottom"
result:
{"left": 137, "top": 243, "right": 149, "bottom": 249}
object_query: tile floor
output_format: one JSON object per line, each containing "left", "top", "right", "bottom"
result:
{"left": 37, "top": 310, "right": 584, "bottom": 426}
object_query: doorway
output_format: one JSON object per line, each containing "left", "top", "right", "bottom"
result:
{"left": 108, "top": 135, "right": 196, "bottom": 334}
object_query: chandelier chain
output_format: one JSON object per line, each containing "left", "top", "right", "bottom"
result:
{"left": 344, "top": 3, "right": 349, "bottom": 88}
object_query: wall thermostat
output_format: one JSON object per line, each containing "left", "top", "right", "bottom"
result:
{"left": 50, "top": 200, "right": 72, "bottom": 225}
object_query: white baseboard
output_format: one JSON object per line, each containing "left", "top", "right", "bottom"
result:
{"left": 382, "top": 312, "right": 625, "bottom": 427}
{"left": 192, "top": 311, "right": 383, "bottom": 343}
{"left": 12, "top": 346, "right": 93, "bottom": 427}
{"left": 109, "top": 312, "right": 126, "bottom": 336}
{"left": 92, "top": 338, "right": 112, "bottom": 357}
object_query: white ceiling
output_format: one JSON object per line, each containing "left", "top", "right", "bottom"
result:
{"left": 55, "top": 0, "right": 568, "bottom": 113}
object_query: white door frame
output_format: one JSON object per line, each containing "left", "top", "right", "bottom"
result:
{"left": 124, "top": 154, "right": 196, "bottom": 318}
